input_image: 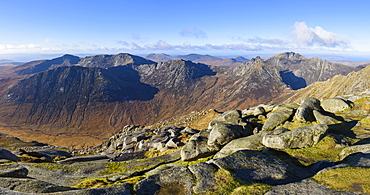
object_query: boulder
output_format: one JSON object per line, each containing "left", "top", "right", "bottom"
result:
{"left": 0, "top": 164, "right": 28, "bottom": 178}
{"left": 207, "top": 123, "right": 251, "bottom": 147}
{"left": 321, "top": 98, "right": 351, "bottom": 113}
{"left": 295, "top": 105, "right": 315, "bottom": 122}
{"left": 208, "top": 110, "right": 242, "bottom": 128}
{"left": 135, "top": 136, "right": 170, "bottom": 152}
{"left": 188, "top": 163, "right": 218, "bottom": 193}
{"left": 210, "top": 149, "right": 310, "bottom": 185}
{"left": 0, "top": 177, "right": 76, "bottom": 193}
{"left": 135, "top": 167, "right": 195, "bottom": 195}
{"left": 19, "top": 149, "right": 72, "bottom": 162}
{"left": 300, "top": 97, "right": 323, "bottom": 112}
{"left": 261, "top": 124, "right": 328, "bottom": 149}
{"left": 0, "top": 149, "right": 20, "bottom": 162}
{"left": 214, "top": 134, "right": 265, "bottom": 158}
{"left": 313, "top": 110, "right": 349, "bottom": 134}
{"left": 262, "top": 107, "right": 295, "bottom": 131}
{"left": 54, "top": 183, "right": 132, "bottom": 195}
{"left": 265, "top": 178, "right": 356, "bottom": 195}
{"left": 339, "top": 143, "right": 370, "bottom": 160}
{"left": 57, "top": 155, "right": 109, "bottom": 164}
{"left": 340, "top": 152, "right": 370, "bottom": 167}
{"left": 180, "top": 129, "right": 218, "bottom": 161}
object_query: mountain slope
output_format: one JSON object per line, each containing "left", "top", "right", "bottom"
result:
{"left": 146, "top": 53, "right": 248, "bottom": 67}
{"left": 265, "top": 52, "right": 356, "bottom": 89}
{"left": 284, "top": 65, "right": 370, "bottom": 103}
{"left": 14, "top": 53, "right": 155, "bottom": 75}
{"left": 0, "top": 56, "right": 288, "bottom": 146}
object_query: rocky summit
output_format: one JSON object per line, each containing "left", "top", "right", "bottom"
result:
{"left": 1, "top": 93, "right": 370, "bottom": 194}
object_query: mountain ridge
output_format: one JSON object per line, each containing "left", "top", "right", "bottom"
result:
{"left": 0, "top": 51, "right": 363, "bottom": 147}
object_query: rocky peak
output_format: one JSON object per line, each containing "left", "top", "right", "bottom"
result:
{"left": 15, "top": 54, "right": 81, "bottom": 75}
{"left": 136, "top": 60, "right": 216, "bottom": 90}
{"left": 265, "top": 52, "right": 356, "bottom": 90}
{"left": 77, "top": 53, "right": 155, "bottom": 68}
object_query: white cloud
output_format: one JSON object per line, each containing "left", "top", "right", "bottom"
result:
{"left": 292, "top": 22, "right": 349, "bottom": 48}
{"left": 180, "top": 27, "right": 208, "bottom": 39}
{"left": 0, "top": 43, "right": 42, "bottom": 51}
{"left": 233, "top": 36, "right": 288, "bottom": 46}
{"left": 117, "top": 40, "right": 261, "bottom": 51}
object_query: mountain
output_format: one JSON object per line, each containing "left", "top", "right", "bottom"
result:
{"left": 332, "top": 60, "right": 370, "bottom": 67}
{"left": 15, "top": 54, "right": 80, "bottom": 75}
{"left": 146, "top": 53, "right": 248, "bottom": 67}
{"left": 0, "top": 52, "right": 360, "bottom": 147}
{"left": 283, "top": 64, "right": 370, "bottom": 103}
{"left": 0, "top": 54, "right": 288, "bottom": 146}
{"left": 265, "top": 52, "right": 356, "bottom": 89}
{"left": 14, "top": 53, "right": 156, "bottom": 75}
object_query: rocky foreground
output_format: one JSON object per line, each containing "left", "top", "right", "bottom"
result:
{"left": 1, "top": 93, "right": 370, "bottom": 194}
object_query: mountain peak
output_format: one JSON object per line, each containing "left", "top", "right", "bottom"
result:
{"left": 268, "top": 52, "right": 303, "bottom": 60}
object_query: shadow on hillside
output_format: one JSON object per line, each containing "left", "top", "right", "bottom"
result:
{"left": 279, "top": 70, "right": 306, "bottom": 90}
{"left": 106, "top": 66, "right": 159, "bottom": 101}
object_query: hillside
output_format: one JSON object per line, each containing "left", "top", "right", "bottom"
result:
{"left": 265, "top": 52, "right": 356, "bottom": 89}
{"left": 284, "top": 65, "right": 370, "bottom": 103}
{"left": 146, "top": 53, "right": 249, "bottom": 67}
{"left": 0, "top": 52, "right": 360, "bottom": 147}
{"left": 0, "top": 55, "right": 288, "bottom": 147}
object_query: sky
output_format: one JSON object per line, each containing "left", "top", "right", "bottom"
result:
{"left": 1, "top": 0, "right": 370, "bottom": 61}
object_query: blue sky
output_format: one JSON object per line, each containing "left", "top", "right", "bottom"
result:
{"left": 1, "top": 0, "right": 370, "bottom": 61}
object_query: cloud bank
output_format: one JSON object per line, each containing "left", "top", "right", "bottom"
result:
{"left": 0, "top": 22, "right": 350, "bottom": 54}
{"left": 292, "top": 22, "right": 349, "bottom": 49}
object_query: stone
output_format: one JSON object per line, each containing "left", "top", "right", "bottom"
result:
{"left": 0, "top": 177, "right": 76, "bottom": 193}
{"left": 208, "top": 110, "right": 242, "bottom": 129}
{"left": 188, "top": 163, "right": 218, "bottom": 193}
{"left": 339, "top": 143, "right": 370, "bottom": 160}
{"left": 180, "top": 129, "right": 218, "bottom": 161}
{"left": 262, "top": 107, "right": 295, "bottom": 131}
{"left": 214, "top": 134, "right": 265, "bottom": 158}
{"left": 300, "top": 97, "right": 324, "bottom": 112}
{"left": 207, "top": 123, "right": 251, "bottom": 147}
{"left": 0, "top": 164, "right": 28, "bottom": 178}
{"left": 57, "top": 155, "right": 109, "bottom": 164}
{"left": 313, "top": 110, "right": 349, "bottom": 134}
{"left": 210, "top": 149, "right": 311, "bottom": 185}
{"left": 20, "top": 149, "right": 72, "bottom": 162}
{"left": 265, "top": 178, "right": 356, "bottom": 195}
{"left": 253, "top": 106, "right": 266, "bottom": 116}
{"left": 261, "top": 124, "right": 328, "bottom": 149}
{"left": 135, "top": 167, "right": 195, "bottom": 195}
{"left": 321, "top": 98, "right": 351, "bottom": 113}
{"left": 295, "top": 105, "right": 315, "bottom": 122}
{"left": 340, "top": 152, "right": 370, "bottom": 167}
{"left": 0, "top": 149, "right": 20, "bottom": 162}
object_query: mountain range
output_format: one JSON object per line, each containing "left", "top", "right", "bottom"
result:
{"left": 0, "top": 52, "right": 366, "bottom": 147}
{"left": 146, "top": 53, "right": 249, "bottom": 67}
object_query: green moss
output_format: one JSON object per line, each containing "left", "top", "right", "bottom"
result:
{"left": 313, "top": 167, "right": 370, "bottom": 194}
{"left": 281, "top": 121, "right": 318, "bottom": 130}
{"left": 121, "top": 175, "right": 145, "bottom": 184}
{"left": 207, "top": 169, "right": 271, "bottom": 195}
{"left": 353, "top": 97, "right": 370, "bottom": 106}
{"left": 71, "top": 178, "right": 111, "bottom": 189}
{"left": 100, "top": 162, "right": 128, "bottom": 175}
{"left": 282, "top": 135, "right": 343, "bottom": 165}
{"left": 172, "top": 155, "right": 214, "bottom": 167}
{"left": 144, "top": 148, "right": 180, "bottom": 158}
{"left": 230, "top": 183, "right": 272, "bottom": 195}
